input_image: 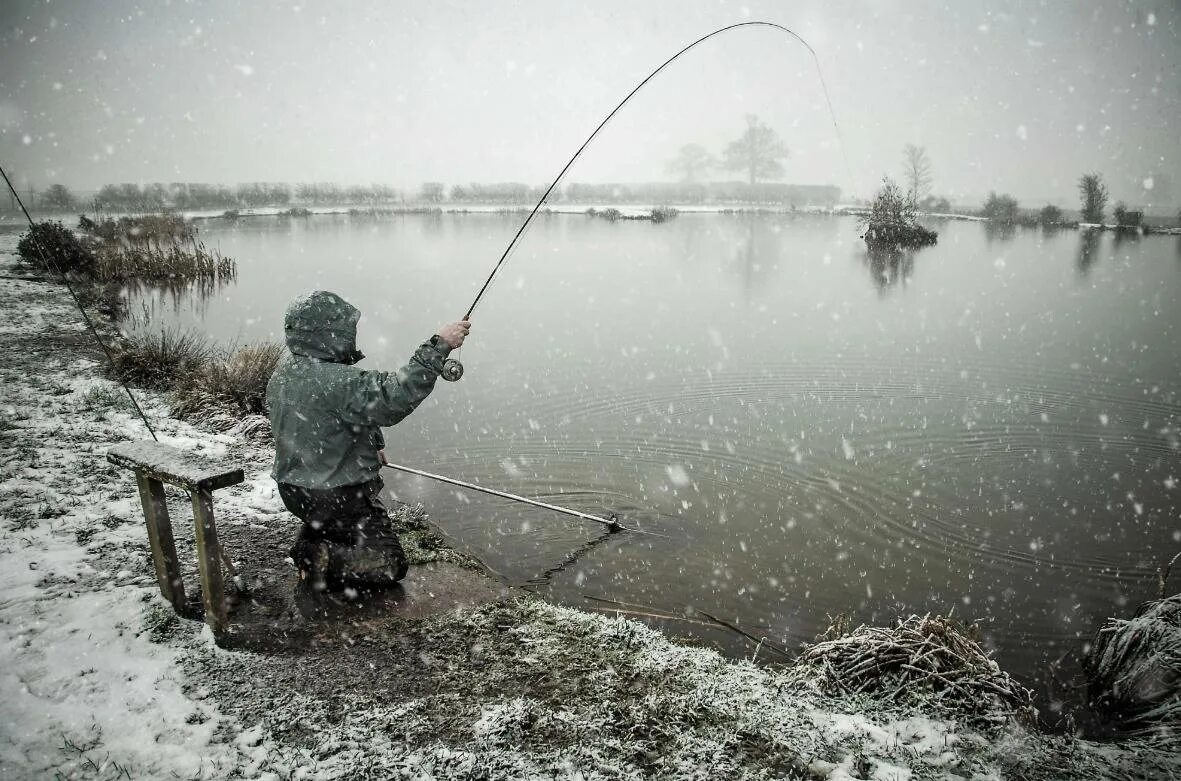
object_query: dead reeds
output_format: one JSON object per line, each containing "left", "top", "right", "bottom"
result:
{"left": 90, "top": 240, "right": 235, "bottom": 283}
{"left": 171, "top": 342, "right": 284, "bottom": 420}
{"left": 107, "top": 328, "right": 212, "bottom": 390}
{"left": 107, "top": 329, "right": 281, "bottom": 431}
{"left": 1084, "top": 562, "right": 1181, "bottom": 739}
{"left": 787, "top": 613, "right": 1034, "bottom": 721}
{"left": 79, "top": 213, "right": 195, "bottom": 246}
{"left": 78, "top": 213, "right": 236, "bottom": 284}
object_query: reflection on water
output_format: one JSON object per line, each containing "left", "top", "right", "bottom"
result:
{"left": 983, "top": 221, "right": 1018, "bottom": 243}
{"left": 1076, "top": 230, "right": 1102, "bottom": 276}
{"left": 124, "top": 214, "right": 1181, "bottom": 716}
{"left": 1111, "top": 227, "right": 1142, "bottom": 250}
{"left": 862, "top": 244, "right": 916, "bottom": 292}
{"left": 118, "top": 275, "right": 232, "bottom": 333}
{"left": 729, "top": 217, "right": 789, "bottom": 298}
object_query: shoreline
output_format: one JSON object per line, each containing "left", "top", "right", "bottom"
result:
{"left": 0, "top": 234, "right": 1173, "bottom": 778}
{"left": 9, "top": 206, "right": 1179, "bottom": 238}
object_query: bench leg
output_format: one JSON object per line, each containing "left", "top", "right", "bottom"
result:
{"left": 135, "top": 473, "right": 186, "bottom": 612}
{"left": 191, "top": 488, "right": 228, "bottom": 637}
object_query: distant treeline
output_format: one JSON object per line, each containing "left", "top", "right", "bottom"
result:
{"left": 88, "top": 182, "right": 402, "bottom": 211}
{"left": 13, "top": 180, "right": 842, "bottom": 212}
{"left": 448, "top": 181, "right": 842, "bottom": 206}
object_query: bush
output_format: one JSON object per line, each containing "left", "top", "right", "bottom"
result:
{"left": 16, "top": 221, "right": 95, "bottom": 274}
{"left": 650, "top": 206, "right": 679, "bottom": 223}
{"left": 1039, "top": 204, "right": 1063, "bottom": 225}
{"left": 981, "top": 192, "right": 1020, "bottom": 224}
{"left": 586, "top": 207, "right": 624, "bottom": 222}
{"left": 865, "top": 177, "right": 917, "bottom": 226}
{"left": 107, "top": 328, "right": 211, "bottom": 390}
{"left": 861, "top": 177, "right": 937, "bottom": 249}
{"left": 1112, "top": 203, "right": 1142, "bottom": 229}
{"left": 172, "top": 342, "right": 284, "bottom": 418}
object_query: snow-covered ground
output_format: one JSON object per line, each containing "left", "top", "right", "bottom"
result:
{"left": 0, "top": 234, "right": 1172, "bottom": 779}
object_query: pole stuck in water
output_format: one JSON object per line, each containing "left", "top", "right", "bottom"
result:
{"left": 383, "top": 461, "right": 661, "bottom": 535}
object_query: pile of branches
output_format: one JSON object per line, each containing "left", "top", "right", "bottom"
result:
{"left": 789, "top": 614, "right": 1033, "bottom": 720}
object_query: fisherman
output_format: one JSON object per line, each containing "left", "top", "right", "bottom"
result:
{"left": 266, "top": 290, "right": 469, "bottom": 592}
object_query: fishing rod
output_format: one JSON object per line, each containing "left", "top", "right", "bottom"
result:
{"left": 438, "top": 20, "right": 852, "bottom": 383}
{"left": 382, "top": 461, "right": 665, "bottom": 537}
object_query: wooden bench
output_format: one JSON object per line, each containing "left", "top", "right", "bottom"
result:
{"left": 107, "top": 440, "right": 244, "bottom": 637}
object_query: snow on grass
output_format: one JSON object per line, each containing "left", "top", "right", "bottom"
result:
{"left": 0, "top": 242, "right": 267, "bottom": 777}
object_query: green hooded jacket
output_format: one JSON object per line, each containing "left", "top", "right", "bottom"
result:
{"left": 266, "top": 290, "right": 452, "bottom": 489}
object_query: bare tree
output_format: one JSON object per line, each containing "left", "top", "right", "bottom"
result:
{"left": 666, "top": 143, "right": 716, "bottom": 183}
{"left": 903, "top": 144, "right": 932, "bottom": 201}
{"left": 722, "top": 115, "right": 789, "bottom": 186}
{"left": 1078, "top": 173, "right": 1108, "bottom": 224}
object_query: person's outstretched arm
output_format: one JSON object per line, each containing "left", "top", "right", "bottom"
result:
{"left": 340, "top": 321, "right": 470, "bottom": 427}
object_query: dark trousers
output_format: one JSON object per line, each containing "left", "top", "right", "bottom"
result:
{"left": 278, "top": 478, "right": 407, "bottom": 587}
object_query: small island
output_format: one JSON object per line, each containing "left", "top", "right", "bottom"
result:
{"left": 861, "top": 176, "right": 939, "bottom": 249}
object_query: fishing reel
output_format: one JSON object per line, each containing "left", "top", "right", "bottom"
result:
{"left": 441, "top": 358, "right": 464, "bottom": 382}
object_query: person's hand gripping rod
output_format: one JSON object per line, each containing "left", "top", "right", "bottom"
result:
{"left": 436, "top": 319, "right": 470, "bottom": 381}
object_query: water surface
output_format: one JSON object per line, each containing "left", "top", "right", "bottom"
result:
{"left": 126, "top": 213, "right": 1181, "bottom": 715}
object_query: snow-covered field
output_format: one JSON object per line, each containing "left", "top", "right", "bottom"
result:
{"left": 0, "top": 235, "right": 1172, "bottom": 779}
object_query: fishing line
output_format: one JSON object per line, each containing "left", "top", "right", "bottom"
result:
{"left": 0, "top": 162, "right": 160, "bottom": 441}
{"left": 459, "top": 20, "right": 855, "bottom": 326}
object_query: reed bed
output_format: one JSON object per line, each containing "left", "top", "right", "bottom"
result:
{"left": 787, "top": 613, "right": 1034, "bottom": 721}
{"left": 107, "top": 328, "right": 212, "bottom": 390}
{"left": 79, "top": 213, "right": 195, "bottom": 246}
{"left": 90, "top": 240, "right": 235, "bottom": 283}
{"left": 77, "top": 213, "right": 236, "bottom": 283}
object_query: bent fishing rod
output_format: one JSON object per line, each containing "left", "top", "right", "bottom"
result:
{"left": 412, "top": 22, "right": 851, "bottom": 535}
{"left": 436, "top": 20, "right": 852, "bottom": 384}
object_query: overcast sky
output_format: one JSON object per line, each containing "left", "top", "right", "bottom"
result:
{"left": 1, "top": 0, "right": 1177, "bottom": 208}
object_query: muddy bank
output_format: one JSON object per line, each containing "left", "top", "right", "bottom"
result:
{"left": 0, "top": 234, "right": 1174, "bottom": 779}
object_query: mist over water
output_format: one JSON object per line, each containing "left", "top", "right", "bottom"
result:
{"left": 123, "top": 212, "right": 1181, "bottom": 709}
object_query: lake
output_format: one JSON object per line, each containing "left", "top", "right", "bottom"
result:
{"left": 124, "top": 211, "right": 1181, "bottom": 716}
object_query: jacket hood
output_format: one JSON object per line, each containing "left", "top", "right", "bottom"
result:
{"left": 283, "top": 290, "right": 364, "bottom": 364}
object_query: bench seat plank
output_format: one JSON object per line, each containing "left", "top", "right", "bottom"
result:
{"left": 107, "top": 441, "right": 244, "bottom": 492}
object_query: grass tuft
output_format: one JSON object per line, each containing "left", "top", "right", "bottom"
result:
{"left": 107, "top": 328, "right": 211, "bottom": 391}
{"left": 172, "top": 342, "right": 284, "bottom": 419}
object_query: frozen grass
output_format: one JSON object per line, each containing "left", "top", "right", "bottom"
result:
{"left": 107, "top": 327, "right": 212, "bottom": 390}
{"left": 1085, "top": 592, "right": 1181, "bottom": 740}
{"left": 106, "top": 328, "right": 281, "bottom": 431}
{"left": 185, "top": 597, "right": 1177, "bottom": 780}
{"left": 171, "top": 342, "right": 283, "bottom": 421}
